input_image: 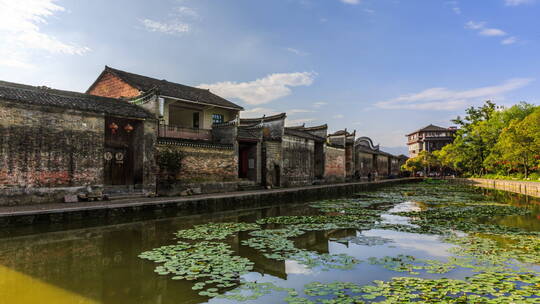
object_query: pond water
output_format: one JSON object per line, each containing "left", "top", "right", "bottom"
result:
{"left": 0, "top": 181, "right": 539, "bottom": 304}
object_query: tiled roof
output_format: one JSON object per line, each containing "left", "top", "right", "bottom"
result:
{"left": 239, "top": 113, "right": 286, "bottom": 125}
{"left": 329, "top": 129, "right": 354, "bottom": 137}
{"left": 287, "top": 124, "right": 328, "bottom": 132}
{"left": 0, "top": 80, "right": 153, "bottom": 119}
{"left": 302, "top": 124, "right": 328, "bottom": 131}
{"left": 284, "top": 127, "right": 325, "bottom": 142}
{"left": 158, "top": 138, "right": 233, "bottom": 149}
{"left": 407, "top": 124, "right": 454, "bottom": 136}
{"left": 355, "top": 136, "right": 379, "bottom": 151}
{"left": 95, "top": 66, "right": 244, "bottom": 111}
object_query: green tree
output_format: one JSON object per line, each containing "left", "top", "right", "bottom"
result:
{"left": 402, "top": 151, "right": 439, "bottom": 176}
{"left": 437, "top": 101, "right": 537, "bottom": 177}
{"left": 481, "top": 102, "right": 536, "bottom": 173}
{"left": 494, "top": 108, "right": 540, "bottom": 178}
{"left": 402, "top": 156, "right": 423, "bottom": 176}
{"left": 449, "top": 101, "right": 497, "bottom": 175}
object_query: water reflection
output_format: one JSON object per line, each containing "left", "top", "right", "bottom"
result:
{"left": 0, "top": 186, "right": 538, "bottom": 304}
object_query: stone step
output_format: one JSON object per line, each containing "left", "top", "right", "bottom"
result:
{"left": 237, "top": 184, "right": 265, "bottom": 191}
{"left": 107, "top": 192, "right": 147, "bottom": 201}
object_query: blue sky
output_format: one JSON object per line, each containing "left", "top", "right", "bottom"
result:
{"left": 1, "top": 0, "right": 539, "bottom": 154}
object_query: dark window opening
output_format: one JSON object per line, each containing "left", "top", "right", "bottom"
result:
{"left": 193, "top": 112, "right": 200, "bottom": 129}
{"left": 212, "top": 114, "right": 224, "bottom": 124}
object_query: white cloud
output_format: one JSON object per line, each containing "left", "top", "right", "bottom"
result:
{"left": 340, "top": 0, "right": 361, "bottom": 4}
{"left": 140, "top": 19, "right": 190, "bottom": 34}
{"left": 141, "top": 5, "right": 198, "bottom": 35}
{"left": 465, "top": 20, "right": 516, "bottom": 44}
{"left": 466, "top": 21, "right": 506, "bottom": 36}
{"left": 198, "top": 72, "right": 316, "bottom": 105}
{"left": 505, "top": 0, "right": 534, "bottom": 6}
{"left": 241, "top": 107, "right": 279, "bottom": 118}
{"left": 0, "top": 0, "right": 90, "bottom": 68}
{"left": 479, "top": 28, "right": 507, "bottom": 36}
{"left": 333, "top": 114, "right": 344, "bottom": 119}
{"left": 501, "top": 36, "right": 517, "bottom": 45}
{"left": 288, "top": 109, "right": 315, "bottom": 114}
{"left": 465, "top": 21, "right": 485, "bottom": 30}
{"left": 446, "top": 1, "right": 461, "bottom": 15}
{"left": 313, "top": 102, "right": 328, "bottom": 108}
{"left": 375, "top": 78, "right": 534, "bottom": 110}
{"left": 286, "top": 47, "right": 309, "bottom": 56}
{"left": 174, "top": 6, "right": 199, "bottom": 18}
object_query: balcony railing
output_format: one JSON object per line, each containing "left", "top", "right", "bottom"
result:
{"left": 158, "top": 124, "right": 212, "bottom": 141}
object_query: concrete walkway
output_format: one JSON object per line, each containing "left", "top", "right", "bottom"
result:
{"left": 0, "top": 178, "right": 421, "bottom": 227}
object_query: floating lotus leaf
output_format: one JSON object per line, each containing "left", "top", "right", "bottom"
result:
{"left": 139, "top": 181, "right": 540, "bottom": 302}
{"left": 174, "top": 222, "right": 260, "bottom": 240}
{"left": 139, "top": 241, "right": 254, "bottom": 296}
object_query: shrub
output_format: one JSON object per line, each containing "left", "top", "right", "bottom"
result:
{"left": 157, "top": 148, "right": 183, "bottom": 180}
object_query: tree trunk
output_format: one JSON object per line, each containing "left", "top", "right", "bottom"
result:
{"left": 523, "top": 156, "right": 529, "bottom": 178}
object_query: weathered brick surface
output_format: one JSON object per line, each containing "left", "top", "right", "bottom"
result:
{"left": 0, "top": 101, "right": 104, "bottom": 205}
{"left": 264, "top": 141, "right": 282, "bottom": 187}
{"left": 325, "top": 146, "right": 346, "bottom": 182}
{"left": 282, "top": 136, "right": 314, "bottom": 186}
{"left": 0, "top": 102, "right": 104, "bottom": 188}
{"left": 0, "top": 99, "right": 157, "bottom": 205}
{"left": 356, "top": 152, "right": 374, "bottom": 177}
{"left": 345, "top": 145, "right": 354, "bottom": 178}
{"left": 87, "top": 71, "right": 140, "bottom": 99}
{"left": 376, "top": 155, "right": 389, "bottom": 177}
{"left": 158, "top": 144, "right": 238, "bottom": 182}
{"left": 390, "top": 158, "right": 400, "bottom": 176}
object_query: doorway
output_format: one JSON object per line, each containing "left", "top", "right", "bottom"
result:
{"left": 238, "top": 142, "right": 257, "bottom": 181}
{"left": 104, "top": 117, "right": 142, "bottom": 187}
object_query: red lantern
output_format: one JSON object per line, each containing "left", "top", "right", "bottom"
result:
{"left": 124, "top": 123, "right": 134, "bottom": 133}
{"left": 109, "top": 122, "right": 119, "bottom": 134}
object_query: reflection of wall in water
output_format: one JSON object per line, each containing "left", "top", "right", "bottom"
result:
{"left": 0, "top": 203, "right": 320, "bottom": 304}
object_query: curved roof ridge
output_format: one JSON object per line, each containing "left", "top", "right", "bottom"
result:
{"left": 240, "top": 112, "right": 286, "bottom": 123}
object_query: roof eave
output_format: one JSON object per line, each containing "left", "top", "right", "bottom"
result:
{"left": 159, "top": 94, "right": 243, "bottom": 111}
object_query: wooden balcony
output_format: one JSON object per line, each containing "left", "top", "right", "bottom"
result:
{"left": 158, "top": 124, "right": 212, "bottom": 141}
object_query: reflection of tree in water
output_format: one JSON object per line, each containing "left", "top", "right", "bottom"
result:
{"left": 481, "top": 188, "right": 540, "bottom": 232}
{"left": 494, "top": 215, "right": 540, "bottom": 232}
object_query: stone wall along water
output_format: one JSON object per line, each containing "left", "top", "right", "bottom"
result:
{"left": 456, "top": 178, "right": 540, "bottom": 198}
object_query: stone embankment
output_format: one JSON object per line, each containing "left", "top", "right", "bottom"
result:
{"left": 0, "top": 178, "right": 421, "bottom": 228}
{"left": 455, "top": 178, "right": 540, "bottom": 198}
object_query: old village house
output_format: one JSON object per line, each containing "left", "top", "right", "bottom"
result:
{"left": 0, "top": 81, "right": 156, "bottom": 205}
{"left": 0, "top": 67, "right": 409, "bottom": 204}
{"left": 87, "top": 66, "right": 249, "bottom": 194}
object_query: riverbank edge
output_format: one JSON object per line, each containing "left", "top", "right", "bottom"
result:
{"left": 452, "top": 178, "right": 540, "bottom": 198}
{"left": 0, "top": 178, "right": 421, "bottom": 228}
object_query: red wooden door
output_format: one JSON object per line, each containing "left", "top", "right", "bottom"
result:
{"left": 239, "top": 148, "right": 249, "bottom": 178}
